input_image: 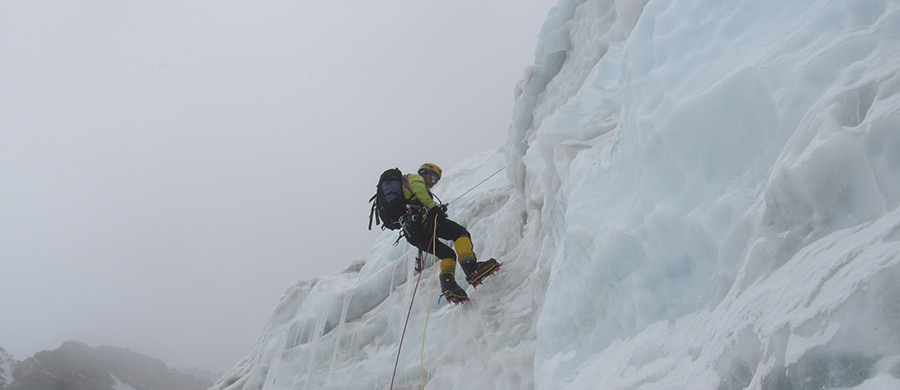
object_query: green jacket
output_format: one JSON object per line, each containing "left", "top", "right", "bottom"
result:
{"left": 402, "top": 173, "right": 436, "bottom": 209}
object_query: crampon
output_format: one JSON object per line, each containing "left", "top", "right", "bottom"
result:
{"left": 441, "top": 288, "right": 469, "bottom": 304}
{"left": 440, "top": 273, "right": 469, "bottom": 304}
{"left": 465, "top": 258, "right": 501, "bottom": 288}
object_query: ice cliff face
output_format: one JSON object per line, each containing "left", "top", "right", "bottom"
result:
{"left": 215, "top": 0, "right": 900, "bottom": 389}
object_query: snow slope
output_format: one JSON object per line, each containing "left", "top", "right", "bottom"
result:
{"left": 213, "top": 0, "right": 900, "bottom": 389}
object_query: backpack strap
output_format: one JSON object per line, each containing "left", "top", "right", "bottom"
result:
{"left": 402, "top": 174, "right": 412, "bottom": 192}
{"left": 403, "top": 174, "right": 437, "bottom": 206}
{"left": 368, "top": 193, "right": 379, "bottom": 230}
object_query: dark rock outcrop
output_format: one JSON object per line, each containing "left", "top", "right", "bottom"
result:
{"left": 6, "top": 341, "right": 212, "bottom": 390}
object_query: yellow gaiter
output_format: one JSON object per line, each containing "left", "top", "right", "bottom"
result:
{"left": 454, "top": 236, "right": 476, "bottom": 262}
{"left": 440, "top": 258, "right": 457, "bottom": 275}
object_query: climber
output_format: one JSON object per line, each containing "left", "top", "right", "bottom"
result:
{"left": 397, "top": 163, "right": 499, "bottom": 303}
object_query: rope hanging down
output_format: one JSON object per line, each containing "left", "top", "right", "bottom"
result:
{"left": 389, "top": 232, "right": 432, "bottom": 390}
{"left": 389, "top": 216, "right": 438, "bottom": 390}
{"left": 420, "top": 221, "right": 439, "bottom": 388}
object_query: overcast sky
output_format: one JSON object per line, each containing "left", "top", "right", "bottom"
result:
{"left": 1, "top": 0, "right": 556, "bottom": 372}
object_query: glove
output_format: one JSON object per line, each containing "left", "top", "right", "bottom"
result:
{"left": 429, "top": 204, "right": 447, "bottom": 218}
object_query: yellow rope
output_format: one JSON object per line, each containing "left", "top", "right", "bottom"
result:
{"left": 421, "top": 220, "right": 439, "bottom": 389}
{"left": 418, "top": 166, "right": 504, "bottom": 388}
{"left": 447, "top": 166, "right": 506, "bottom": 205}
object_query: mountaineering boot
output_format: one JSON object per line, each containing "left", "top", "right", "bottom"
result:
{"left": 440, "top": 273, "right": 468, "bottom": 304}
{"left": 460, "top": 257, "right": 478, "bottom": 277}
{"left": 463, "top": 258, "right": 501, "bottom": 288}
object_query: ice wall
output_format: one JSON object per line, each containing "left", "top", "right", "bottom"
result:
{"left": 214, "top": 0, "right": 900, "bottom": 389}
{"left": 513, "top": 0, "right": 900, "bottom": 388}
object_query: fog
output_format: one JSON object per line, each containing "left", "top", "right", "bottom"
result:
{"left": 0, "top": 0, "right": 555, "bottom": 371}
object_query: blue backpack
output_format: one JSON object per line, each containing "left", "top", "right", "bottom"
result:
{"left": 368, "top": 168, "right": 406, "bottom": 230}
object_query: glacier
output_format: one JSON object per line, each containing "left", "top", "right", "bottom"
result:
{"left": 212, "top": 0, "right": 900, "bottom": 389}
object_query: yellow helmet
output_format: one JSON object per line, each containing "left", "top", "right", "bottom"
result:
{"left": 418, "top": 163, "right": 442, "bottom": 179}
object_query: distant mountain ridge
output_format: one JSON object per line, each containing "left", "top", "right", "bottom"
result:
{"left": 1, "top": 341, "right": 213, "bottom": 390}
